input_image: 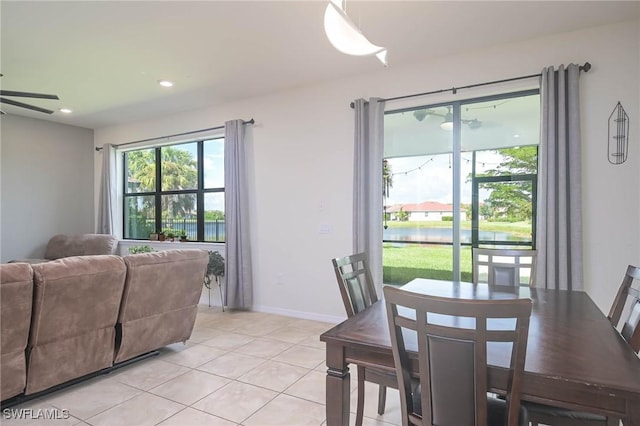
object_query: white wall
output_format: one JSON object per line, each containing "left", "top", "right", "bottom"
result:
{"left": 95, "top": 19, "right": 640, "bottom": 320}
{"left": 1, "top": 114, "right": 94, "bottom": 262}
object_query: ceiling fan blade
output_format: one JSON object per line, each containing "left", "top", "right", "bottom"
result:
{"left": 0, "top": 97, "right": 54, "bottom": 114}
{"left": 0, "top": 90, "right": 59, "bottom": 100}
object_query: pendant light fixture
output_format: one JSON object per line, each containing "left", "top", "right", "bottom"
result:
{"left": 440, "top": 108, "right": 454, "bottom": 131}
{"left": 412, "top": 107, "right": 481, "bottom": 131}
{"left": 323, "top": 0, "right": 388, "bottom": 66}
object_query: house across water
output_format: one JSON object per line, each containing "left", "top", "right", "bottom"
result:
{"left": 387, "top": 201, "right": 467, "bottom": 222}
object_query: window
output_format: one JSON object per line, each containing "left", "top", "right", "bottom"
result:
{"left": 383, "top": 90, "right": 539, "bottom": 284}
{"left": 123, "top": 138, "right": 225, "bottom": 242}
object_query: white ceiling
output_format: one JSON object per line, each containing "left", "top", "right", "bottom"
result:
{"left": 1, "top": 1, "right": 638, "bottom": 129}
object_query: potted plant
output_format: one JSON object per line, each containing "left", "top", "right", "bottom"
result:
{"left": 203, "top": 251, "right": 225, "bottom": 310}
{"left": 179, "top": 230, "right": 188, "bottom": 242}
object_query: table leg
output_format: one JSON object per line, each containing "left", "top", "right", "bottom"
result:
{"left": 325, "top": 342, "right": 350, "bottom": 426}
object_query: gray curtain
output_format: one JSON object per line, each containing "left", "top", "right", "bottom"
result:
{"left": 97, "top": 143, "right": 116, "bottom": 235}
{"left": 535, "top": 64, "right": 583, "bottom": 290}
{"left": 224, "top": 119, "right": 253, "bottom": 309}
{"left": 353, "top": 97, "right": 386, "bottom": 294}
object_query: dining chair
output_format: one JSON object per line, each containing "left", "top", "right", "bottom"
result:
{"left": 607, "top": 264, "right": 640, "bottom": 352}
{"left": 383, "top": 285, "right": 532, "bottom": 426}
{"left": 332, "top": 253, "right": 397, "bottom": 426}
{"left": 525, "top": 265, "right": 640, "bottom": 426}
{"left": 472, "top": 248, "right": 537, "bottom": 287}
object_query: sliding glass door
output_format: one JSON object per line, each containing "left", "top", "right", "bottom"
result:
{"left": 383, "top": 90, "right": 540, "bottom": 284}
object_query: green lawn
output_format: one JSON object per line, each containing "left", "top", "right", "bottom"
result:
{"left": 383, "top": 244, "right": 473, "bottom": 285}
{"left": 382, "top": 220, "right": 533, "bottom": 284}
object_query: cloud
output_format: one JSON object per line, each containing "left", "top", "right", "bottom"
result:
{"left": 385, "top": 151, "right": 502, "bottom": 206}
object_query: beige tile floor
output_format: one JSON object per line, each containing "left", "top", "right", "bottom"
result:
{"left": 2, "top": 307, "right": 402, "bottom": 426}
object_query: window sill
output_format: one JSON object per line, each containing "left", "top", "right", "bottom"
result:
{"left": 117, "top": 239, "right": 224, "bottom": 256}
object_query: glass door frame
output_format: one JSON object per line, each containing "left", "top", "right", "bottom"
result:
{"left": 471, "top": 173, "right": 537, "bottom": 248}
{"left": 383, "top": 88, "right": 539, "bottom": 281}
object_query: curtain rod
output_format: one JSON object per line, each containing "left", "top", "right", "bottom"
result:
{"left": 95, "top": 118, "right": 255, "bottom": 151}
{"left": 349, "top": 62, "right": 591, "bottom": 108}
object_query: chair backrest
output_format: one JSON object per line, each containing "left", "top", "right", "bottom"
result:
{"left": 332, "top": 253, "right": 378, "bottom": 317}
{"left": 384, "top": 286, "right": 532, "bottom": 426}
{"left": 473, "top": 248, "right": 537, "bottom": 287}
{"left": 607, "top": 264, "right": 640, "bottom": 353}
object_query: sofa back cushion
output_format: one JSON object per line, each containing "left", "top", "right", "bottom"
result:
{"left": 44, "top": 234, "right": 118, "bottom": 260}
{"left": 115, "top": 249, "right": 208, "bottom": 363}
{"left": 26, "top": 255, "right": 126, "bottom": 394}
{"left": 1, "top": 263, "right": 33, "bottom": 400}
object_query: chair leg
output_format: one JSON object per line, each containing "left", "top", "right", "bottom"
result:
{"left": 377, "top": 385, "right": 387, "bottom": 415}
{"left": 356, "top": 366, "right": 366, "bottom": 426}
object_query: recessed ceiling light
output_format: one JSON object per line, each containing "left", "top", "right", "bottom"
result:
{"left": 513, "top": 134, "right": 521, "bottom": 138}
{"left": 59, "top": 108, "right": 72, "bottom": 114}
{"left": 158, "top": 80, "right": 174, "bottom": 88}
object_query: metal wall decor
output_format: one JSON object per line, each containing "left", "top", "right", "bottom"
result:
{"left": 608, "top": 101, "right": 629, "bottom": 164}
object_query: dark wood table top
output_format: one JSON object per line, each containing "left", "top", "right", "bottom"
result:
{"left": 321, "top": 279, "right": 640, "bottom": 412}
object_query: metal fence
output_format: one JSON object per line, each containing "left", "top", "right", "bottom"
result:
{"left": 126, "top": 218, "right": 225, "bottom": 241}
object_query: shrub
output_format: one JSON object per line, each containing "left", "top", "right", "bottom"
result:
{"left": 129, "top": 245, "right": 155, "bottom": 254}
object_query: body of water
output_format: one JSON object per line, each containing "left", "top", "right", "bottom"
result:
{"left": 383, "top": 227, "right": 528, "bottom": 244}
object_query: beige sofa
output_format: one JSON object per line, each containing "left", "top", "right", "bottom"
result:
{"left": 0, "top": 263, "right": 34, "bottom": 400}
{"left": 26, "top": 255, "right": 127, "bottom": 394}
{"left": 1, "top": 249, "right": 209, "bottom": 402}
{"left": 11, "top": 234, "right": 118, "bottom": 264}
{"left": 115, "top": 250, "right": 209, "bottom": 363}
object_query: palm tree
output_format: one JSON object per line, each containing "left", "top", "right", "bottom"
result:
{"left": 126, "top": 146, "right": 198, "bottom": 224}
{"left": 160, "top": 148, "right": 197, "bottom": 221}
{"left": 383, "top": 159, "right": 393, "bottom": 198}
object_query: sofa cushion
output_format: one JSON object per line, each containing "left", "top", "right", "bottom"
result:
{"left": 26, "top": 255, "right": 126, "bottom": 394}
{"left": 44, "top": 234, "right": 118, "bottom": 260}
{"left": 1, "top": 263, "right": 33, "bottom": 400}
{"left": 115, "top": 249, "right": 208, "bottom": 363}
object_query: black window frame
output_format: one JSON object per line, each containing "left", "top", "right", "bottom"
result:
{"left": 122, "top": 137, "right": 225, "bottom": 242}
{"left": 471, "top": 171, "right": 538, "bottom": 249}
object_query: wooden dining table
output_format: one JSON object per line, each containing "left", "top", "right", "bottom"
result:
{"left": 320, "top": 279, "right": 640, "bottom": 425}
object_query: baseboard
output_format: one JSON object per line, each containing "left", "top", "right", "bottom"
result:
{"left": 252, "top": 304, "right": 344, "bottom": 324}
{"left": 195, "top": 298, "right": 345, "bottom": 324}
